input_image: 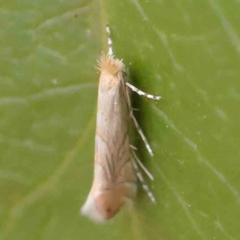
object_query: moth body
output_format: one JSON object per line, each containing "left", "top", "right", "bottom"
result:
{"left": 81, "top": 25, "right": 161, "bottom": 223}
{"left": 81, "top": 55, "right": 137, "bottom": 222}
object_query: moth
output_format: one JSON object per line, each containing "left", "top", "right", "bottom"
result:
{"left": 81, "top": 25, "right": 161, "bottom": 223}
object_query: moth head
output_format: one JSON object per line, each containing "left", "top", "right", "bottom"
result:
{"left": 95, "top": 189, "right": 124, "bottom": 220}
{"left": 98, "top": 54, "right": 127, "bottom": 77}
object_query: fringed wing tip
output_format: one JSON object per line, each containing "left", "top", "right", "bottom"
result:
{"left": 81, "top": 197, "right": 106, "bottom": 223}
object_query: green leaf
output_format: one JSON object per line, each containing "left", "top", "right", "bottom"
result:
{"left": 1, "top": 0, "right": 240, "bottom": 240}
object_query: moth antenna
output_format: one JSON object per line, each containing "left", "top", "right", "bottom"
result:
{"left": 131, "top": 113, "right": 154, "bottom": 156}
{"left": 106, "top": 24, "right": 113, "bottom": 56}
{"left": 132, "top": 150, "right": 154, "bottom": 181}
{"left": 131, "top": 155, "right": 156, "bottom": 204}
{"left": 125, "top": 82, "right": 161, "bottom": 100}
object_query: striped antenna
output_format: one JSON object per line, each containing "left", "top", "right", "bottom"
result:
{"left": 106, "top": 24, "right": 113, "bottom": 56}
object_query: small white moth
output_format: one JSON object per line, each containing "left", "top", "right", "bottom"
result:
{"left": 81, "top": 25, "right": 161, "bottom": 223}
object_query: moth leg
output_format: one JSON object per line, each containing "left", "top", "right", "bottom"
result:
{"left": 125, "top": 82, "right": 161, "bottom": 100}
{"left": 130, "top": 145, "right": 138, "bottom": 150}
{"left": 131, "top": 114, "right": 154, "bottom": 156}
{"left": 132, "top": 150, "right": 154, "bottom": 181}
{"left": 124, "top": 84, "right": 154, "bottom": 157}
{"left": 131, "top": 153, "right": 156, "bottom": 204}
